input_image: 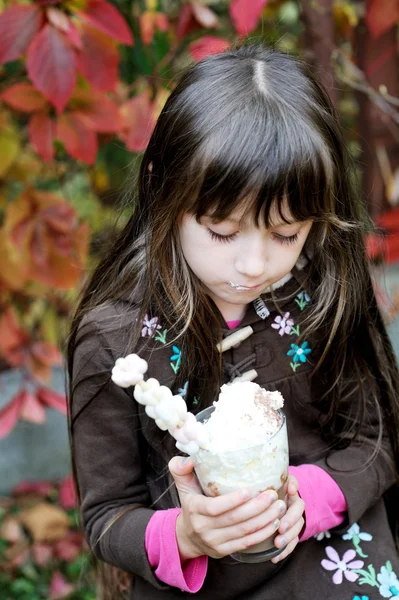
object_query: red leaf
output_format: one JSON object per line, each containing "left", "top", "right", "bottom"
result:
{"left": 59, "top": 475, "right": 78, "bottom": 509}
{"left": 385, "top": 234, "right": 399, "bottom": 263}
{"left": 377, "top": 206, "right": 399, "bottom": 231}
{"left": 120, "top": 91, "right": 156, "bottom": 152}
{"left": 73, "top": 90, "right": 121, "bottom": 132}
{"left": 54, "top": 532, "right": 82, "bottom": 561}
{"left": 56, "top": 112, "right": 98, "bottom": 164}
{"left": 76, "top": 24, "right": 119, "bottom": 92}
{"left": 1, "top": 83, "right": 48, "bottom": 113}
{"left": 366, "top": 233, "right": 388, "bottom": 261}
{"left": 176, "top": 3, "right": 198, "bottom": 39}
{"left": 189, "top": 36, "right": 230, "bottom": 62}
{"left": 31, "top": 342, "right": 62, "bottom": 367}
{"left": 37, "top": 388, "right": 67, "bottom": 415}
{"left": 229, "top": 0, "right": 268, "bottom": 36}
{"left": 76, "top": 0, "right": 133, "bottom": 45}
{"left": 27, "top": 24, "right": 77, "bottom": 113}
{"left": 0, "top": 5, "right": 44, "bottom": 64}
{"left": 0, "top": 308, "right": 29, "bottom": 367}
{"left": 12, "top": 480, "right": 54, "bottom": 496}
{"left": 366, "top": 0, "right": 399, "bottom": 39}
{"left": 0, "top": 391, "right": 25, "bottom": 438}
{"left": 20, "top": 390, "right": 46, "bottom": 424}
{"left": 49, "top": 571, "right": 75, "bottom": 600}
{"left": 29, "top": 112, "right": 56, "bottom": 161}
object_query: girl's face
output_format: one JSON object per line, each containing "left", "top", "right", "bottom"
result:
{"left": 179, "top": 203, "right": 312, "bottom": 321}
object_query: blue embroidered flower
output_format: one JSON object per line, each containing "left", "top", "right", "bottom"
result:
{"left": 343, "top": 523, "right": 373, "bottom": 543}
{"left": 178, "top": 381, "right": 188, "bottom": 398}
{"left": 377, "top": 564, "right": 399, "bottom": 598}
{"left": 295, "top": 291, "right": 311, "bottom": 310}
{"left": 352, "top": 596, "right": 369, "bottom": 600}
{"left": 287, "top": 341, "right": 311, "bottom": 363}
{"left": 170, "top": 346, "right": 181, "bottom": 373}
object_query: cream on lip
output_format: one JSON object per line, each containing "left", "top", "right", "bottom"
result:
{"left": 229, "top": 281, "right": 263, "bottom": 291}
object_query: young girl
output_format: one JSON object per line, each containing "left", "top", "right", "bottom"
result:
{"left": 67, "top": 44, "right": 399, "bottom": 599}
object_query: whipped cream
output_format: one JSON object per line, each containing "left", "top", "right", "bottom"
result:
{"left": 202, "top": 382, "right": 284, "bottom": 454}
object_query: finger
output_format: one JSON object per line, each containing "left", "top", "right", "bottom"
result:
{"left": 216, "top": 491, "right": 281, "bottom": 528}
{"left": 274, "top": 516, "right": 304, "bottom": 549}
{"left": 277, "top": 496, "right": 305, "bottom": 536}
{"left": 218, "top": 516, "right": 282, "bottom": 557}
{"left": 286, "top": 474, "right": 298, "bottom": 496}
{"left": 271, "top": 537, "right": 299, "bottom": 564}
{"left": 195, "top": 487, "right": 254, "bottom": 517}
{"left": 168, "top": 457, "right": 203, "bottom": 495}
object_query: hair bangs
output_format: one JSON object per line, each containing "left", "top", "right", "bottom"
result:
{"left": 182, "top": 98, "right": 337, "bottom": 228}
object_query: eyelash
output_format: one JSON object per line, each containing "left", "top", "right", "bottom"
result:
{"left": 207, "top": 229, "right": 299, "bottom": 245}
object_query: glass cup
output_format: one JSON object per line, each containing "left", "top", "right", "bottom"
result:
{"left": 192, "top": 405, "right": 289, "bottom": 563}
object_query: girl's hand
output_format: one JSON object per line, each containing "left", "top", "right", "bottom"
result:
{"left": 271, "top": 474, "right": 305, "bottom": 564}
{"left": 169, "top": 456, "right": 286, "bottom": 560}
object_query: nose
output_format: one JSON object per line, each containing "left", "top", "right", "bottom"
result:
{"left": 234, "top": 238, "right": 266, "bottom": 279}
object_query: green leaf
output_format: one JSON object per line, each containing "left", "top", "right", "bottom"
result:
{"left": 386, "top": 560, "right": 393, "bottom": 572}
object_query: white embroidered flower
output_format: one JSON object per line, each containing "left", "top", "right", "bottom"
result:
{"left": 377, "top": 565, "right": 399, "bottom": 598}
{"left": 111, "top": 354, "right": 148, "bottom": 388}
{"left": 314, "top": 530, "right": 331, "bottom": 541}
{"left": 271, "top": 312, "right": 294, "bottom": 336}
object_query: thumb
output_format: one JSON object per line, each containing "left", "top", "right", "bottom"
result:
{"left": 169, "top": 456, "right": 203, "bottom": 496}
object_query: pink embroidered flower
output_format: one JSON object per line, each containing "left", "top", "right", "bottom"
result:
{"left": 271, "top": 312, "right": 294, "bottom": 336}
{"left": 141, "top": 315, "right": 161, "bottom": 337}
{"left": 321, "top": 546, "right": 364, "bottom": 584}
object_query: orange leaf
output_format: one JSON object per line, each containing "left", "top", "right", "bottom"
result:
{"left": 76, "top": 23, "right": 119, "bottom": 92}
{"left": 42, "top": 202, "right": 77, "bottom": 234}
{"left": 73, "top": 89, "right": 121, "bottom": 132}
{"left": 0, "top": 5, "right": 44, "bottom": 64}
{"left": 0, "top": 391, "right": 25, "bottom": 438}
{"left": 140, "top": 12, "right": 155, "bottom": 45}
{"left": 366, "top": 0, "right": 399, "bottom": 38}
{"left": 31, "top": 341, "right": 62, "bottom": 367}
{"left": 76, "top": 0, "right": 133, "bottom": 45}
{"left": 28, "top": 112, "right": 56, "bottom": 161}
{"left": 229, "top": 0, "right": 268, "bottom": 36}
{"left": 27, "top": 24, "right": 77, "bottom": 113}
{"left": 120, "top": 90, "right": 156, "bottom": 152}
{"left": 189, "top": 36, "right": 230, "bottom": 62}
{"left": 56, "top": 112, "right": 97, "bottom": 163}
{"left": 1, "top": 83, "right": 48, "bottom": 113}
{"left": 37, "top": 388, "right": 67, "bottom": 415}
{"left": 20, "top": 390, "right": 46, "bottom": 424}
{"left": 191, "top": 3, "right": 220, "bottom": 29}
{"left": 0, "top": 308, "right": 29, "bottom": 367}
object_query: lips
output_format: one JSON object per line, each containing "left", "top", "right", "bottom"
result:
{"left": 228, "top": 281, "right": 264, "bottom": 291}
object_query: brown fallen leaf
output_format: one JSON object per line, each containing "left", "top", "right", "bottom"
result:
{"left": 19, "top": 502, "right": 70, "bottom": 542}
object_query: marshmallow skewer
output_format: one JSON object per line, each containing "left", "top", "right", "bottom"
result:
{"left": 111, "top": 354, "right": 209, "bottom": 455}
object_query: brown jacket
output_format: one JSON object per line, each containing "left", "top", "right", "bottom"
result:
{"left": 71, "top": 273, "right": 399, "bottom": 599}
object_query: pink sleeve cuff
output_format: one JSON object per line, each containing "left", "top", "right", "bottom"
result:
{"left": 288, "top": 464, "right": 348, "bottom": 541}
{"left": 145, "top": 508, "right": 208, "bottom": 592}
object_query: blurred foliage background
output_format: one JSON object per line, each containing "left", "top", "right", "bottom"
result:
{"left": 0, "top": 0, "right": 398, "bottom": 597}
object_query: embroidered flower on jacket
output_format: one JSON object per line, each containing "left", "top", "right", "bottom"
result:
{"left": 170, "top": 346, "right": 181, "bottom": 374}
{"left": 352, "top": 596, "right": 369, "bottom": 600}
{"left": 321, "top": 547, "right": 364, "bottom": 584}
{"left": 287, "top": 341, "right": 312, "bottom": 363}
{"left": 141, "top": 315, "right": 161, "bottom": 337}
{"left": 295, "top": 291, "right": 311, "bottom": 310}
{"left": 377, "top": 565, "right": 399, "bottom": 598}
{"left": 271, "top": 312, "right": 294, "bottom": 336}
{"left": 314, "top": 530, "right": 331, "bottom": 541}
{"left": 178, "top": 381, "right": 188, "bottom": 399}
{"left": 343, "top": 523, "right": 373, "bottom": 543}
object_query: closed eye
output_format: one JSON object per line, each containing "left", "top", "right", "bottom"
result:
{"left": 207, "top": 229, "right": 238, "bottom": 243}
{"left": 272, "top": 233, "right": 299, "bottom": 245}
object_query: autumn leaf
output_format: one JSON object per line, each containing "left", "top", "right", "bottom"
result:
{"left": 19, "top": 502, "right": 70, "bottom": 542}
{"left": 27, "top": 24, "right": 77, "bottom": 113}
{"left": 76, "top": 0, "right": 133, "bottom": 46}
{"left": 37, "top": 387, "right": 67, "bottom": 415}
{"left": 120, "top": 89, "right": 157, "bottom": 152}
{"left": 59, "top": 475, "right": 78, "bottom": 509}
{"left": 49, "top": 571, "right": 75, "bottom": 599}
{"left": 229, "top": 0, "right": 268, "bottom": 36}
{"left": 139, "top": 11, "right": 169, "bottom": 45}
{"left": 71, "top": 88, "right": 122, "bottom": 132}
{"left": 366, "top": 0, "right": 399, "bottom": 39}
{"left": 189, "top": 35, "right": 230, "bottom": 62}
{"left": 76, "top": 23, "right": 119, "bottom": 91}
{"left": 32, "top": 542, "right": 54, "bottom": 566}
{"left": 0, "top": 390, "right": 26, "bottom": 438}
{"left": 0, "top": 123, "right": 21, "bottom": 178}
{"left": 0, "top": 5, "right": 44, "bottom": 64}
{"left": 29, "top": 112, "right": 56, "bottom": 162}
{"left": 54, "top": 531, "right": 83, "bottom": 561}
{"left": 1, "top": 83, "right": 48, "bottom": 113}
{"left": 191, "top": 2, "right": 220, "bottom": 29}
{"left": 0, "top": 308, "right": 29, "bottom": 368}
{"left": 56, "top": 112, "right": 98, "bottom": 164}
{"left": 12, "top": 480, "right": 55, "bottom": 497}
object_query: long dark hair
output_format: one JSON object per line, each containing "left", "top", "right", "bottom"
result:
{"left": 67, "top": 44, "right": 399, "bottom": 597}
